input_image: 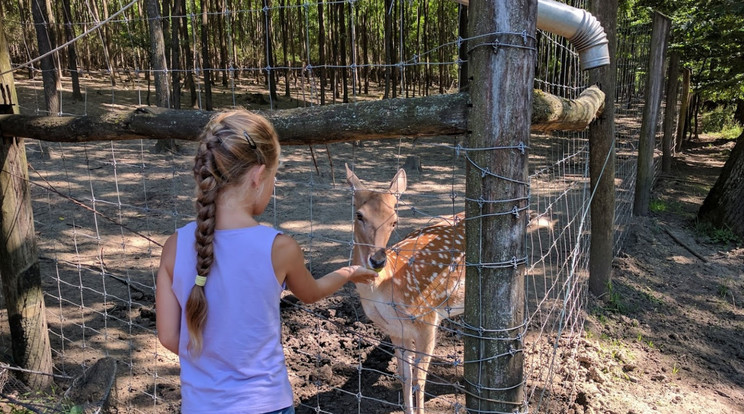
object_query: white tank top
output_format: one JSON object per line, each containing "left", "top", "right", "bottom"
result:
{"left": 171, "top": 222, "right": 293, "bottom": 413}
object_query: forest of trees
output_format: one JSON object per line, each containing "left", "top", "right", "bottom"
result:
{"left": 0, "top": 0, "right": 465, "bottom": 111}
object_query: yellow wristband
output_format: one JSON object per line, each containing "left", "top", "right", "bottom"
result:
{"left": 195, "top": 275, "right": 207, "bottom": 287}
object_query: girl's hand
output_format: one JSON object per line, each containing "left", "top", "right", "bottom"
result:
{"left": 347, "top": 265, "right": 378, "bottom": 284}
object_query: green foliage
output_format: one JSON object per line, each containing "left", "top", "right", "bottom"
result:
{"left": 702, "top": 105, "right": 743, "bottom": 136}
{"left": 694, "top": 220, "right": 742, "bottom": 245}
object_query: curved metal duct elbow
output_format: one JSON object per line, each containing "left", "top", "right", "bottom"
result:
{"left": 451, "top": 0, "right": 610, "bottom": 70}
{"left": 536, "top": 0, "right": 609, "bottom": 70}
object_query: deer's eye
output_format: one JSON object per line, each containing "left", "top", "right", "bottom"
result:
{"left": 356, "top": 212, "right": 364, "bottom": 223}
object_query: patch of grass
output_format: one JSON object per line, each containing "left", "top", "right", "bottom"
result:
{"left": 694, "top": 221, "right": 742, "bottom": 245}
{"left": 717, "top": 283, "right": 730, "bottom": 299}
{"left": 672, "top": 362, "right": 680, "bottom": 375}
{"left": 606, "top": 282, "right": 629, "bottom": 314}
{"left": 649, "top": 199, "right": 667, "bottom": 213}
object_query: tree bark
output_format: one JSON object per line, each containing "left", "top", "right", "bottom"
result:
{"left": 587, "top": 0, "right": 619, "bottom": 298}
{"left": 30, "top": 0, "right": 59, "bottom": 115}
{"left": 145, "top": 0, "right": 170, "bottom": 108}
{"left": 0, "top": 87, "right": 604, "bottom": 145}
{"left": 463, "top": 0, "right": 536, "bottom": 411}
{"left": 317, "top": 1, "right": 326, "bottom": 105}
{"left": 200, "top": 0, "right": 213, "bottom": 110}
{"left": 0, "top": 21, "right": 54, "bottom": 389}
{"left": 633, "top": 12, "right": 670, "bottom": 216}
{"left": 675, "top": 68, "right": 691, "bottom": 151}
{"left": 698, "top": 131, "right": 744, "bottom": 238}
{"left": 61, "top": 0, "right": 82, "bottom": 101}
{"left": 662, "top": 50, "right": 680, "bottom": 172}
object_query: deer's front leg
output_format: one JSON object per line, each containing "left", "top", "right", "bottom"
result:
{"left": 391, "top": 334, "right": 416, "bottom": 414}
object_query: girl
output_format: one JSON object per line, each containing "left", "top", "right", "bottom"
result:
{"left": 156, "top": 110, "right": 377, "bottom": 414}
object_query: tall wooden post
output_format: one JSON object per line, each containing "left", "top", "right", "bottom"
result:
{"left": 633, "top": 11, "right": 670, "bottom": 216}
{"left": 675, "top": 68, "right": 691, "bottom": 152}
{"left": 662, "top": 50, "right": 680, "bottom": 172}
{"left": 0, "top": 21, "right": 54, "bottom": 388}
{"left": 587, "top": 0, "right": 619, "bottom": 297}
{"left": 464, "top": 0, "right": 536, "bottom": 412}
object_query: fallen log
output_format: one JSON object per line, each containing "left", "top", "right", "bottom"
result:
{"left": 0, "top": 86, "right": 604, "bottom": 145}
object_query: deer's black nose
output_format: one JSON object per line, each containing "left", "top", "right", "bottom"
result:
{"left": 369, "top": 249, "right": 387, "bottom": 270}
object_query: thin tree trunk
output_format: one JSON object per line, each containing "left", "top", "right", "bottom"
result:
{"left": 383, "top": 0, "right": 393, "bottom": 99}
{"left": 676, "top": 68, "right": 691, "bottom": 151}
{"left": 201, "top": 0, "right": 213, "bottom": 110}
{"left": 279, "top": 0, "right": 290, "bottom": 97}
{"left": 31, "top": 0, "right": 59, "bottom": 114}
{"left": 263, "top": 0, "right": 278, "bottom": 102}
{"left": 61, "top": 0, "right": 82, "bottom": 100}
{"left": 170, "top": 0, "right": 183, "bottom": 109}
{"left": 318, "top": 0, "right": 326, "bottom": 105}
{"left": 662, "top": 50, "right": 680, "bottom": 172}
{"left": 338, "top": 1, "right": 348, "bottom": 103}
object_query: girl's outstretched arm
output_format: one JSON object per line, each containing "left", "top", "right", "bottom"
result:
{"left": 272, "top": 234, "right": 376, "bottom": 304}
{"left": 156, "top": 234, "right": 181, "bottom": 354}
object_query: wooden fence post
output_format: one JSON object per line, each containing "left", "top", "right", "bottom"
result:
{"left": 633, "top": 11, "right": 670, "bottom": 216}
{"left": 0, "top": 21, "right": 54, "bottom": 388}
{"left": 587, "top": 0, "right": 619, "bottom": 297}
{"left": 463, "top": 0, "right": 536, "bottom": 412}
{"left": 662, "top": 50, "right": 681, "bottom": 172}
{"left": 675, "top": 68, "right": 691, "bottom": 152}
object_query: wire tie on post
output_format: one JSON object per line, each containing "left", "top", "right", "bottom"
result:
{"left": 518, "top": 141, "right": 527, "bottom": 154}
{"left": 511, "top": 205, "right": 520, "bottom": 217}
{"left": 512, "top": 256, "right": 518, "bottom": 269}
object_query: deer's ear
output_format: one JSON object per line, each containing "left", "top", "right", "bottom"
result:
{"left": 389, "top": 168, "right": 407, "bottom": 195}
{"left": 345, "top": 163, "right": 365, "bottom": 190}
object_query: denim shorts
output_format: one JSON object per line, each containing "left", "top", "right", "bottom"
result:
{"left": 264, "top": 406, "right": 294, "bottom": 414}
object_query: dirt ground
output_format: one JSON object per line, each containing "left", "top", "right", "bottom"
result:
{"left": 573, "top": 136, "right": 744, "bottom": 414}
{"left": 1, "top": 76, "right": 743, "bottom": 413}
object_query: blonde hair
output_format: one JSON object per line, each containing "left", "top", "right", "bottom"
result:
{"left": 186, "top": 110, "right": 280, "bottom": 354}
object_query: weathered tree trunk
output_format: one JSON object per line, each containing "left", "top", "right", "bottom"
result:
{"left": 0, "top": 87, "right": 604, "bottom": 145}
{"left": 383, "top": 0, "right": 393, "bottom": 99}
{"left": 145, "top": 0, "right": 178, "bottom": 153}
{"left": 30, "top": 0, "right": 59, "bottom": 115}
{"left": 463, "top": 0, "right": 536, "bottom": 411}
{"left": 0, "top": 22, "right": 54, "bottom": 390}
{"left": 61, "top": 0, "right": 82, "bottom": 101}
{"left": 587, "top": 0, "right": 619, "bottom": 298}
{"left": 675, "top": 67, "right": 691, "bottom": 152}
{"left": 170, "top": 0, "right": 183, "bottom": 109}
{"left": 200, "top": 0, "right": 213, "bottom": 110}
{"left": 662, "top": 50, "right": 680, "bottom": 172}
{"left": 145, "top": 0, "right": 170, "bottom": 108}
{"left": 698, "top": 131, "right": 744, "bottom": 238}
{"left": 279, "top": 0, "right": 290, "bottom": 97}
{"left": 317, "top": 1, "right": 326, "bottom": 105}
{"left": 263, "top": 0, "right": 278, "bottom": 102}
{"left": 338, "top": 1, "right": 348, "bottom": 103}
{"left": 633, "top": 12, "right": 670, "bottom": 216}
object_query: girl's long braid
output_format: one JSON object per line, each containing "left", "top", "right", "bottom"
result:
{"left": 184, "top": 111, "right": 280, "bottom": 355}
{"left": 186, "top": 137, "right": 220, "bottom": 354}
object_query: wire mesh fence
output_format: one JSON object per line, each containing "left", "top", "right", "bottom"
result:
{"left": 0, "top": 1, "right": 663, "bottom": 412}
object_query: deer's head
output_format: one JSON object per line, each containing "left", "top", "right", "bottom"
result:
{"left": 345, "top": 164, "right": 407, "bottom": 271}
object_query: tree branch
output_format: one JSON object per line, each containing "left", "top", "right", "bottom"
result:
{"left": 0, "top": 87, "right": 604, "bottom": 145}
